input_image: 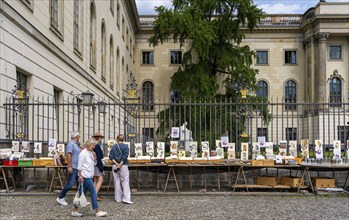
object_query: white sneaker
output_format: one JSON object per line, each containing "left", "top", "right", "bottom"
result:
{"left": 96, "top": 211, "right": 107, "bottom": 217}
{"left": 56, "top": 197, "right": 68, "bottom": 206}
{"left": 122, "top": 200, "right": 133, "bottom": 204}
{"left": 71, "top": 211, "right": 83, "bottom": 217}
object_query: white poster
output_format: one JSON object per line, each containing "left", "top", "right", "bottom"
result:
{"left": 145, "top": 142, "right": 154, "bottom": 157}
{"left": 170, "top": 141, "right": 178, "bottom": 157}
{"left": 156, "top": 142, "right": 165, "bottom": 158}
{"left": 189, "top": 141, "right": 197, "bottom": 158}
{"left": 301, "top": 139, "right": 309, "bottom": 159}
{"left": 279, "top": 140, "right": 287, "bottom": 156}
{"left": 240, "top": 143, "right": 249, "bottom": 160}
{"left": 333, "top": 140, "right": 341, "bottom": 160}
{"left": 265, "top": 142, "right": 274, "bottom": 155}
{"left": 124, "top": 142, "right": 131, "bottom": 158}
{"left": 221, "top": 136, "right": 229, "bottom": 148}
{"left": 107, "top": 140, "right": 115, "bottom": 156}
{"left": 12, "top": 141, "right": 19, "bottom": 152}
{"left": 21, "top": 141, "right": 30, "bottom": 152}
{"left": 134, "top": 143, "right": 143, "bottom": 157}
{"left": 48, "top": 138, "right": 57, "bottom": 157}
{"left": 289, "top": 140, "right": 297, "bottom": 157}
{"left": 34, "top": 142, "right": 42, "bottom": 154}
{"left": 201, "top": 141, "right": 210, "bottom": 158}
{"left": 315, "top": 140, "right": 323, "bottom": 159}
{"left": 252, "top": 142, "right": 260, "bottom": 159}
{"left": 171, "top": 127, "right": 180, "bottom": 139}
{"left": 56, "top": 144, "right": 65, "bottom": 156}
{"left": 258, "top": 136, "right": 266, "bottom": 148}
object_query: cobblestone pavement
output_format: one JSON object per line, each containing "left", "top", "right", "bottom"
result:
{"left": 0, "top": 194, "right": 348, "bottom": 220}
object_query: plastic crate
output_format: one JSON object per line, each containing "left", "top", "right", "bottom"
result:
{"left": 18, "top": 160, "right": 33, "bottom": 166}
{"left": 4, "top": 159, "right": 18, "bottom": 166}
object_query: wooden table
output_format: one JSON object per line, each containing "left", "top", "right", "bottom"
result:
{"left": 0, "top": 166, "right": 16, "bottom": 193}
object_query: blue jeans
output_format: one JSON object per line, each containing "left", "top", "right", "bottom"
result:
{"left": 74, "top": 178, "right": 98, "bottom": 210}
{"left": 59, "top": 168, "right": 78, "bottom": 199}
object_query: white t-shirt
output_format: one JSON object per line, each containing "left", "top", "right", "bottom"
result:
{"left": 77, "top": 149, "right": 95, "bottom": 178}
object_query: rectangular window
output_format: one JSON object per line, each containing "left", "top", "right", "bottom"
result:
{"left": 329, "top": 46, "right": 342, "bottom": 60}
{"left": 257, "top": 128, "right": 268, "bottom": 142}
{"left": 50, "top": 0, "right": 58, "bottom": 29}
{"left": 122, "top": 16, "right": 125, "bottom": 41}
{"left": 286, "top": 128, "right": 297, "bottom": 141}
{"left": 142, "top": 51, "right": 154, "bottom": 64}
{"left": 170, "top": 51, "right": 182, "bottom": 64}
{"left": 256, "top": 51, "right": 268, "bottom": 65}
{"left": 285, "top": 50, "right": 297, "bottom": 64}
{"left": 73, "top": 0, "right": 79, "bottom": 50}
{"left": 20, "top": 0, "right": 34, "bottom": 11}
{"left": 337, "top": 126, "right": 348, "bottom": 146}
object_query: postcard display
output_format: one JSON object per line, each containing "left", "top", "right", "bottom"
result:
{"left": 227, "top": 143, "right": 235, "bottom": 160}
{"left": 289, "top": 141, "right": 297, "bottom": 157}
{"left": 333, "top": 140, "right": 341, "bottom": 160}
{"left": 301, "top": 139, "right": 309, "bottom": 159}
{"left": 241, "top": 143, "right": 249, "bottom": 160}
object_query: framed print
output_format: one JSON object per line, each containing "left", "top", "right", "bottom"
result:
{"left": 171, "top": 127, "right": 180, "bottom": 139}
{"left": 289, "top": 140, "right": 297, "bottom": 157}
{"left": 315, "top": 140, "right": 323, "bottom": 159}
{"left": 34, "top": 142, "right": 42, "bottom": 154}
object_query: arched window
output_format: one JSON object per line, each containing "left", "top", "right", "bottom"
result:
{"left": 116, "top": 47, "right": 120, "bottom": 91}
{"left": 256, "top": 80, "right": 268, "bottom": 99}
{"left": 285, "top": 80, "right": 297, "bottom": 110}
{"left": 109, "top": 35, "right": 114, "bottom": 89}
{"left": 142, "top": 81, "right": 154, "bottom": 111}
{"left": 101, "top": 20, "right": 106, "bottom": 81}
{"left": 330, "top": 77, "right": 342, "bottom": 106}
{"left": 89, "top": 1, "right": 96, "bottom": 69}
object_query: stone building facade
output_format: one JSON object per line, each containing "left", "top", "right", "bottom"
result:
{"left": 0, "top": 0, "right": 348, "bottom": 147}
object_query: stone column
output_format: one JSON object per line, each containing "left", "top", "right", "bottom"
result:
{"left": 303, "top": 36, "right": 312, "bottom": 101}
{"left": 315, "top": 32, "right": 329, "bottom": 102}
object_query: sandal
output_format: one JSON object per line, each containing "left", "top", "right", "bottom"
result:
{"left": 97, "top": 195, "right": 102, "bottom": 201}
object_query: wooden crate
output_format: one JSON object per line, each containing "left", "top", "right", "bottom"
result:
{"left": 281, "top": 176, "right": 303, "bottom": 187}
{"left": 256, "top": 176, "right": 278, "bottom": 186}
{"left": 251, "top": 160, "right": 264, "bottom": 166}
{"left": 311, "top": 177, "right": 335, "bottom": 188}
{"left": 4, "top": 159, "right": 18, "bottom": 166}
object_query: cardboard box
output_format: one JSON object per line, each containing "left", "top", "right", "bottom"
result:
{"left": 251, "top": 160, "right": 264, "bottom": 166}
{"left": 32, "top": 158, "right": 54, "bottom": 166}
{"left": 281, "top": 176, "right": 303, "bottom": 187}
{"left": 256, "top": 176, "right": 278, "bottom": 186}
{"left": 263, "top": 159, "right": 275, "bottom": 166}
{"left": 311, "top": 177, "right": 335, "bottom": 188}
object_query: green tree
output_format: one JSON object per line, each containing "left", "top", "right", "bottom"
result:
{"left": 149, "top": 0, "right": 264, "bottom": 99}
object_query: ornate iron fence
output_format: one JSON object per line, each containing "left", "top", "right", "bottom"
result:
{"left": 2, "top": 96, "right": 349, "bottom": 158}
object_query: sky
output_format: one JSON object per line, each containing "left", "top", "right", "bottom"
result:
{"left": 135, "top": 0, "right": 349, "bottom": 15}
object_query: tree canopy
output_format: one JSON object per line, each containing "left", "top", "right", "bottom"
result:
{"left": 149, "top": 0, "right": 264, "bottom": 100}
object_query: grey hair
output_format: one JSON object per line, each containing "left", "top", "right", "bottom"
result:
{"left": 70, "top": 131, "right": 80, "bottom": 139}
{"left": 85, "top": 138, "right": 98, "bottom": 148}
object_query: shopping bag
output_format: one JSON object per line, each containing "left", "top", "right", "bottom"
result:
{"left": 73, "top": 183, "right": 88, "bottom": 207}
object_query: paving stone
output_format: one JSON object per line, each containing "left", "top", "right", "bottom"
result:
{"left": 0, "top": 194, "right": 348, "bottom": 219}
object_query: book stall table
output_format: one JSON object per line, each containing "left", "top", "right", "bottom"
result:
{"left": 299, "top": 164, "right": 349, "bottom": 193}
{"left": 47, "top": 165, "right": 67, "bottom": 192}
{"left": 232, "top": 164, "right": 307, "bottom": 192}
{"left": 0, "top": 166, "right": 16, "bottom": 193}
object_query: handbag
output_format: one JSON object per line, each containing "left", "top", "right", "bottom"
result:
{"left": 73, "top": 183, "right": 88, "bottom": 207}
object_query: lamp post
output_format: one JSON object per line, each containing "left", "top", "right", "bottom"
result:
{"left": 82, "top": 90, "right": 94, "bottom": 104}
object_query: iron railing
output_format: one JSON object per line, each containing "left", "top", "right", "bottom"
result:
{"left": 2, "top": 96, "right": 349, "bottom": 158}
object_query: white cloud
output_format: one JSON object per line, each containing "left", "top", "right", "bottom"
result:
{"left": 257, "top": 3, "right": 305, "bottom": 14}
{"left": 136, "top": 0, "right": 172, "bottom": 15}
